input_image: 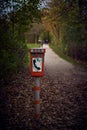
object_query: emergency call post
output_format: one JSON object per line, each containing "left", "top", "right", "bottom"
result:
{"left": 30, "top": 48, "right": 46, "bottom": 77}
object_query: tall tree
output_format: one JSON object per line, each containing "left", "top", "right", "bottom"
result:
{"left": 0, "top": 0, "right": 42, "bottom": 83}
{"left": 42, "top": 0, "right": 87, "bottom": 60}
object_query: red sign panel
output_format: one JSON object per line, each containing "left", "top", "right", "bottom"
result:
{"left": 30, "top": 48, "right": 45, "bottom": 77}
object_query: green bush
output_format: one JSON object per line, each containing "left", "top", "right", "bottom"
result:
{"left": 59, "top": 24, "right": 87, "bottom": 60}
{"left": 0, "top": 31, "right": 28, "bottom": 83}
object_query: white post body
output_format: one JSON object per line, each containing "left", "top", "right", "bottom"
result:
{"left": 34, "top": 77, "right": 40, "bottom": 118}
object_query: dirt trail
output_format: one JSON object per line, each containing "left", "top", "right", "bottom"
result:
{"left": 43, "top": 44, "right": 87, "bottom": 83}
{"left": 40, "top": 44, "right": 87, "bottom": 129}
{"left": 44, "top": 44, "right": 74, "bottom": 77}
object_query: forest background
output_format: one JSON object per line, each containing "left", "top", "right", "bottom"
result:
{"left": 0, "top": 0, "right": 87, "bottom": 84}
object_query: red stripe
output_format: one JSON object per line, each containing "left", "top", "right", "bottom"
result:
{"left": 33, "top": 86, "right": 40, "bottom": 91}
{"left": 34, "top": 100, "right": 40, "bottom": 104}
{"left": 34, "top": 114, "right": 40, "bottom": 118}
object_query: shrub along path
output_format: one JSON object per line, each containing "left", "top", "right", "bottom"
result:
{"left": 0, "top": 45, "right": 87, "bottom": 130}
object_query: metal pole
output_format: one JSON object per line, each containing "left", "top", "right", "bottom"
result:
{"left": 34, "top": 77, "right": 40, "bottom": 119}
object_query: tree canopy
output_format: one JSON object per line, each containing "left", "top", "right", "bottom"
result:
{"left": 42, "top": 0, "right": 87, "bottom": 60}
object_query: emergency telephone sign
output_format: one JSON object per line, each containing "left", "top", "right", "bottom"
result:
{"left": 32, "top": 58, "right": 42, "bottom": 72}
{"left": 30, "top": 48, "right": 45, "bottom": 77}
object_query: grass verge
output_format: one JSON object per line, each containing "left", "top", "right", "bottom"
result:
{"left": 27, "top": 43, "right": 40, "bottom": 49}
{"left": 50, "top": 44, "right": 87, "bottom": 68}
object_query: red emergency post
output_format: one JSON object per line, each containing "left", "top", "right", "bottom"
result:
{"left": 30, "top": 48, "right": 46, "bottom": 77}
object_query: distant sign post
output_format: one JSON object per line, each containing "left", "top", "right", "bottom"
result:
{"left": 30, "top": 48, "right": 45, "bottom": 119}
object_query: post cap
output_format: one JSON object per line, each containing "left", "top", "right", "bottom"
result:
{"left": 30, "top": 48, "right": 45, "bottom": 53}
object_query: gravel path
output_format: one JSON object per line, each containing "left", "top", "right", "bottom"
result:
{"left": 41, "top": 45, "right": 87, "bottom": 130}
{"left": 0, "top": 45, "right": 87, "bottom": 130}
{"left": 44, "top": 44, "right": 74, "bottom": 78}
{"left": 44, "top": 44, "right": 87, "bottom": 81}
